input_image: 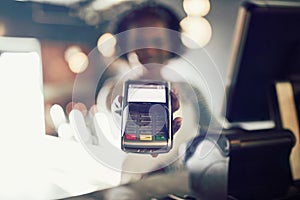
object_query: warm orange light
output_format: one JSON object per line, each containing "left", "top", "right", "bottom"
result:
{"left": 183, "top": 0, "right": 210, "bottom": 17}
{"left": 0, "top": 22, "right": 6, "bottom": 36}
{"left": 64, "top": 45, "right": 81, "bottom": 62}
{"left": 68, "top": 52, "right": 88, "bottom": 74}
{"left": 97, "top": 33, "right": 116, "bottom": 57}
{"left": 180, "top": 16, "right": 212, "bottom": 48}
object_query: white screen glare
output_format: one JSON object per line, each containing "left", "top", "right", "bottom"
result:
{"left": 0, "top": 52, "right": 45, "bottom": 139}
{"left": 128, "top": 84, "right": 166, "bottom": 103}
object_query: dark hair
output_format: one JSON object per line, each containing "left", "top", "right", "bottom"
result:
{"left": 113, "top": 3, "right": 183, "bottom": 60}
{"left": 115, "top": 3, "right": 181, "bottom": 34}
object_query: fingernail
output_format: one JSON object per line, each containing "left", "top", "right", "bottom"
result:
{"left": 177, "top": 118, "right": 182, "bottom": 126}
{"left": 171, "top": 88, "right": 178, "bottom": 95}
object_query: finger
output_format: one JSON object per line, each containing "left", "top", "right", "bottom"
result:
{"left": 50, "top": 104, "right": 67, "bottom": 130}
{"left": 112, "top": 95, "right": 122, "bottom": 109}
{"left": 171, "top": 89, "right": 180, "bottom": 112}
{"left": 173, "top": 117, "right": 182, "bottom": 134}
{"left": 111, "top": 95, "right": 123, "bottom": 116}
{"left": 89, "top": 104, "right": 98, "bottom": 117}
{"left": 118, "top": 95, "right": 123, "bottom": 105}
{"left": 69, "top": 109, "right": 92, "bottom": 143}
{"left": 151, "top": 154, "right": 158, "bottom": 158}
{"left": 66, "top": 101, "right": 76, "bottom": 116}
{"left": 57, "top": 122, "right": 74, "bottom": 140}
{"left": 73, "top": 102, "right": 88, "bottom": 117}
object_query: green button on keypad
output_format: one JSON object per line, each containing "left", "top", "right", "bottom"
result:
{"left": 155, "top": 135, "right": 166, "bottom": 141}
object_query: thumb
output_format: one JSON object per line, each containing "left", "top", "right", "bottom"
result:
{"left": 111, "top": 95, "right": 123, "bottom": 131}
{"left": 111, "top": 95, "right": 123, "bottom": 115}
{"left": 49, "top": 104, "right": 67, "bottom": 131}
{"left": 69, "top": 109, "right": 93, "bottom": 144}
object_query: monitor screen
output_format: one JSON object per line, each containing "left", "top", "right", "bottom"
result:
{"left": 127, "top": 83, "right": 166, "bottom": 103}
{"left": 0, "top": 37, "right": 45, "bottom": 139}
{"left": 224, "top": 0, "right": 300, "bottom": 123}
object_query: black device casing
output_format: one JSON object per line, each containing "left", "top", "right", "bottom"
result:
{"left": 121, "top": 80, "right": 173, "bottom": 154}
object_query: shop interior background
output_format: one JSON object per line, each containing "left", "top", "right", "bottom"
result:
{"left": 0, "top": 0, "right": 241, "bottom": 136}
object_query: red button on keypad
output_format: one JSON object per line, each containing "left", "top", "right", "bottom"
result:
{"left": 125, "top": 134, "right": 137, "bottom": 140}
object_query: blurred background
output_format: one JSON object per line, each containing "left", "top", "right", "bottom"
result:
{"left": 0, "top": 0, "right": 241, "bottom": 136}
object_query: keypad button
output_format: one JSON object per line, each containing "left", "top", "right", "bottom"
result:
{"left": 125, "top": 134, "right": 137, "bottom": 140}
{"left": 139, "top": 130, "right": 152, "bottom": 134}
{"left": 140, "top": 135, "right": 152, "bottom": 141}
{"left": 126, "top": 121, "right": 137, "bottom": 127}
{"left": 155, "top": 135, "right": 166, "bottom": 141}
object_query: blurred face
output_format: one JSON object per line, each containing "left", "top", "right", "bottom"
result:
{"left": 126, "top": 20, "right": 172, "bottom": 65}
